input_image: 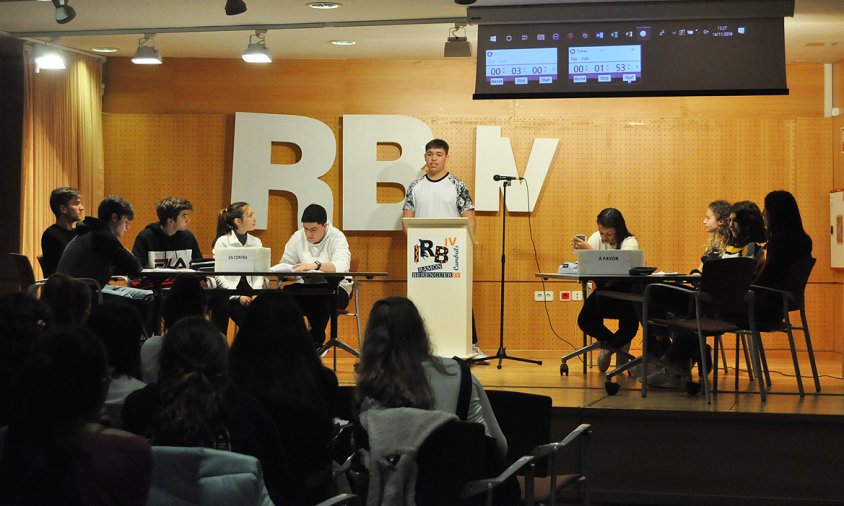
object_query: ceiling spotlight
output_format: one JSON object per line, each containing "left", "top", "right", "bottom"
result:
{"left": 308, "top": 2, "right": 341, "bottom": 8}
{"left": 454, "top": 0, "right": 476, "bottom": 4}
{"left": 329, "top": 40, "right": 357, "bottom": 46}
{"left": 132, "top": 34, "right": 162, "bottom": 65}
{"left": 242, "top": 30, "right": 272, "bottom": 63}
{"left": 51, "top": 0, "right": 76, "bottom": 24}
{"left": 444, "top": 23, "right": 471, "bottom": 58}
{"left": 34, "top": 45, "right": 66, "bottom": 72}
{"left": 225, "top": 0, "right": 247, "bottom": 15}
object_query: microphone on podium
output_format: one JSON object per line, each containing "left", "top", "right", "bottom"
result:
{"left": 493, "top": 175, "right": 524, "bottom": 181}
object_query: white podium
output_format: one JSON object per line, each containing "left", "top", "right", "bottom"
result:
{"left": 403, "top": 218, "right": 474, "bottom": 357}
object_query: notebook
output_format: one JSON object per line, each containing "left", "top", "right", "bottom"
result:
{"left": 213, "top": 247, "right": 272, "bottom": 272}
{"left": 575, "top": 249, "right": 645, "bottom": 275}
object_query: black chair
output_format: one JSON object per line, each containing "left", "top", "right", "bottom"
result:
{"left": 524, "top": 423, "right": 592, "bottom": 506}
{"left": 642, "top": 257, "right": 759, "bottom": 404}
{"left": 315, "top": 493, "right": 360, "bottom": 506}
{"left": 9, "top": 252, "right": 38, "bottom": 294}
{"left": 734, "top": 257, "right": 821, "bottom": 397}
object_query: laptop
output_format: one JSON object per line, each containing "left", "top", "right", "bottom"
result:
{"left": 575, "top": 249, "right": 645, "bottom": 275}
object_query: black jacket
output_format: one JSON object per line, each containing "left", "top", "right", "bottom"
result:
{"left": 56, "top": 217, "right": 141, "bottom": 286}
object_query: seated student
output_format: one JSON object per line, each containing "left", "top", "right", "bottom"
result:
{"left": 0, "top": 293, "right": 51, "bottom": 427}
{"left": 122, "top": 317, "right": 288, "bottom": 505}
{"left": 56, "top": 196, "right": 152, "bottom": 314}
{"left": 280, "top": 203, "right": 352, "bottom": 349}
{"left": 230, "top": 291, "right": 338, "bottom": 505}
{"left": 209, "top": 202, "right": 266, "bottom": 335}
{"left": 571, "top": 208, "right": 641, "bottom": 372}
{"left": 86, "top": 302, "right": 146, "bottom": 407}
{"left": 132, "top": 196, "right": 203, "bottom": 269}
{"left": 40, "top": 273, "right": 92, "bottom": 327}
{"left": 0, "top": 326, "right": 153, "bottom": 506}
{"left": 723, "top": 200, "right": 766, "bottom": 260}
{"left": 700, "top": 200, "right": 732, "bottom": 266}
{"left": 40, "top": 186, "right": 85, "bottom": 277}
{"left": 140, "top": 274, "right": 207, "bottom": 383}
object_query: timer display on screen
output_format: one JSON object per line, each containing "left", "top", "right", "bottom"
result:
{"left": 485, "top": 48, "right": 557, "bottom": 85}
{"left": 568, "top": 45, "right": 642, "bottom": 84}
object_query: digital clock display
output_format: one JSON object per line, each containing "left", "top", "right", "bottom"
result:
{"left": 485, "top": 48, "right": 558, "bottom": 85}
{"left": 568, "top": 45, "right": 642, "bottom": 84}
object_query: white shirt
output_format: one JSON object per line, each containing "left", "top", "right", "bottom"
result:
{"left": 587, "top": 231, "right": 640, "bottom": 250}
{"left": 281, "top": 223, "right": 352, "bottom": 293}
{"left": 402, "top": 173, "right": 475, "bottom": 218}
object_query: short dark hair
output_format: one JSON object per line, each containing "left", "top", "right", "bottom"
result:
{"left": 48, "top": 187, "right": 81, "bottom": 218}
{"left": 425, "top": 139, "right": 449, "bottom": 154}
{"left": 156, "top": 197, "right": 193, "bottom": 225}
{"left": 301, "top": 204, "right": 327, "bottom": 224}
{"left": 97, "top": 195, "right": 134, "bottom": 222}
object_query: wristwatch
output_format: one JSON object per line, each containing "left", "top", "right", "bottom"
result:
{"left": 314, "top": 260, "right": 322, "bottom": 271}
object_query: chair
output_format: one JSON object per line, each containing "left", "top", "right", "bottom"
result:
{"left": 641, "top": 257, "right": 759, "bottom": 404}
{"left": 337, "top": 258, "right": 363, "bottom": 350}
{"left": 148, "top": 446, "right": 274, "bottom": 506}
{"left": 523, "top": 423, "right": 592, "bottom": 506}
{"left": 315, "top": 493, "right": 360, "bottom": 506}
{"left": 734, "top": 257, "right": 821, "bottom": 397}
{"left": 9, "top": 253, "right": 39, "bottom": 294}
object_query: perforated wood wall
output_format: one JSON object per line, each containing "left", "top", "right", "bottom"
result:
{"left": 102, "top": 58, "right": 841, "bottom": 354}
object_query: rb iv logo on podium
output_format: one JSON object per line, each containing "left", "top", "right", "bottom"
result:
{"left": 411, "top": 236, "right": 463, "bottom": 278}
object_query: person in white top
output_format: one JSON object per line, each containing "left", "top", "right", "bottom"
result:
{"left": 209, "top": 202, "right": 265, "bottom": 335}
{"left": 281, "top": 204, "right": 352, "bottom": 348}
{"left": 571, "top": 208, "right": 641, "bottom": 372}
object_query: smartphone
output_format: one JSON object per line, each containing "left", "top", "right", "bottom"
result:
{"left": 575, "top": 234, "right": 586, "bottom": 241}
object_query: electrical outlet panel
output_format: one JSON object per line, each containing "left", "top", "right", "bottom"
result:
{"left": 559, "top": 291, "right": 571, "bottom": 301}
{"left": 544, "top": 290, "right": 554, "bottom": 301}
{"left": 534, "top": 290, "right": 545, "bottom": 301}
{"left": 572, "top": 290, "right": 584, "bottom": 301}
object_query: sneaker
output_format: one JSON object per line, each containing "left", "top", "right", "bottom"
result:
{"left": 597, "top": 349, "right": 612, "bottom": 373}
{"left": 472, "top": 343, "right": 485, "bottom": 357}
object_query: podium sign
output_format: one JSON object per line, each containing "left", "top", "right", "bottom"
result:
{"left": 404, "top": 218, "right": 474, "bottom": 357}
{"left": 213, "top": 247, "right": 272, "bottom": 272}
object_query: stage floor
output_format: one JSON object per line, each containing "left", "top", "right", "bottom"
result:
{"left": 325, "top": 349, "right": 844, "bottom": 417}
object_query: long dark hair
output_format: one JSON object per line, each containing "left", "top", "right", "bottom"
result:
{"left": 596, "top": 208, "right": 633, "bottom": 250}
{"left": 355, "top": 297, "right": 440, "bottom": 410}
{"left": 162, "top": 274, "right": 207, "bottom": 333}
{"left": 213, "top": 201, "right": 250, "bottom": 249}
{"left": 764, "top": 190, "right": 810, "bottom": 244}
{"left": 0, "top": 326, "right": 109, "bottom": 505}
{"left": 40, "top": 273, "right": 92, "bottom": 327}
{"left": 729, "top": 201, "right": 766, "bottom": 247}
{"left": 150, "top": 317, "right": 229, "bottom": 448}
{"left": 230, "top": 292, "right": 332, "bottom": 430}
{"left": 86, "top": 301, "right": 144, "bottom": 379}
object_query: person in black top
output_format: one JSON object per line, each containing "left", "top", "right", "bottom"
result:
{"left": 40, "top": 187, "right": 85, "bottom": 276}
{"left": 132, "top": 196, "right": 203, "bottom": 269}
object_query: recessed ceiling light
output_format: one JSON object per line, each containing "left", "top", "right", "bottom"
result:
{"left": 330, "top": 40, "right": 357, "bottom": 46}
{"left": 308, "top": 2, "right": 341, "bottom": 9}
{"left": 91, "top": 47, "right": 118, "bottom": 53}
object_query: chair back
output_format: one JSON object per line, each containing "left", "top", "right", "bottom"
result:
{"left": 415, "top": 421, "right": 487, "bottom": 505}
{"left": 9, "top": 253, "right": 37, "bottom": 292}
{"left": 782, "top": 257, "right": 815, "bottom": 311}
{"left": 485, "top": 390, "right": 552, "bottom": 474}
{"left": 700, "top": 257, "right": 757, "bottom": 314}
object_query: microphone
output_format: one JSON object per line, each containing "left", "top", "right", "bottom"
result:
{"left": 493, "top": 175, "right": 524, "bottom": 181}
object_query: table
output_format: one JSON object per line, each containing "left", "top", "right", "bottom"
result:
{"left": 136, "top": 270, "right": 387, "bottom": 369}
{"left": 536, "top": 272, "right": 700, "bottom": 376}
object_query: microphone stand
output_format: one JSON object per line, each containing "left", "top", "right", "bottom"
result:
{"left": 469, "top": 179, "right": 542, "bottom": 368}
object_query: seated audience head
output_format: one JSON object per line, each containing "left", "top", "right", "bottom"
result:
{"left": 728, "top": 201, "right": 766, "bottom": 246}
{"left": 162, "top": 274, "right": 207, "bottom": 332}
{"left": 40, "top": 273, "right": 92, "bottom": 327}
{"left": 97, "top": 195, "right": 134, "bottom": 238}
{"left": 156, "top": 197, "right": 193, "bottom": 234}
{"left": 49, "top": 186, "right": 84, "bottom": 223}
{"left": 596, "top": 208, "right": 633, "bottom": 249}
{"left": 356, "top": 296, "right": 435, "bottom": 410}
{"left": 0, "top": 326, "right": 109, "bottom": 504}
{"left": 231, "top": 291, "right": 324, "bottom": 402}
{"left": 214, "top": 201, "right": 256, "bottom": 246}
{"left": 704, "top": 199, "right": 732, "bottom": 252}
{"left": 301, "top": 203, "right": 329, "bottom": 244}
{"left": 86, "top": 301, "right": 144, "bottom": 380}
{"left": 763, "top": 190, "right": 809, "bottom": 242}
{"left": 153, "top": 316, "right": 228, "bottom": 447}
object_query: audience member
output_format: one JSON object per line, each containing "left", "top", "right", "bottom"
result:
{"left": 122, "top": 317, "right": 288, "bottom": 504}
{"left": 701, "top": 199, "right": 732, "bottom": 265}
{"left": 209, "top": 202, "right": 266, "bottom": 334}
{"left": 41, "top": 186, "right": 84, "bottom": 277}
{"left": 140, "top": 274, "right": 207, "bottom": 383}
{"left": 0, "top": 293, "right": 50, "bottom": 427}
{"left": 40, "top": 273, "right": 92, "bottom": 327}
{"left": 572, "top": 208, "right": 641, "bottom": 372}
{"left": 723, "top": 200, "right": 766, "bottom": 260}
{"left": 0, "top": 326, "right": 152, "bottom": 506}
{"left": 86, "top": 302, "right": 146, "bottom": 406}
{"left": 230, "top": 291, "right": 338, "bottom": 505}
{"left": 280, "top": 203, "right": 352, "bottom": 349}
{"left": 132, "top": 196, "right": 202, "bottom": 269}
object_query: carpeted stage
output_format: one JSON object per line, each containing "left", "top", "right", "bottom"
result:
{"left": 328, "top": 349, "right": 844, "bottom": 505}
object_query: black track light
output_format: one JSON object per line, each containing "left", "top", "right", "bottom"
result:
{"left": 225, "top": 0, "right": 247, "bottom": 15}
{"left": 52, "top": 0, "right": 76, "bottom": 24}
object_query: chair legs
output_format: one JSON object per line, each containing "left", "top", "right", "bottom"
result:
{"left": 746, "top": 330, "right": 767, "bottom": 401}
{"left": 798, "top": 307, "right": 822, "bottom": 392}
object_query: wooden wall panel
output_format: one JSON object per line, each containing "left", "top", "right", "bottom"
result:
{"left": 102, "top": 57, "right": 840, "bottom": 354}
